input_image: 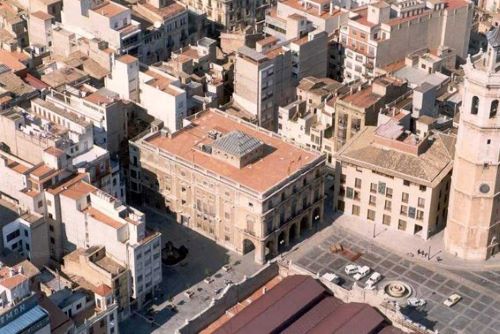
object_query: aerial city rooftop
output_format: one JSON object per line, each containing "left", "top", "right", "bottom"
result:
{"left": 0, "top": 0, "right": 498, "bottom": 333}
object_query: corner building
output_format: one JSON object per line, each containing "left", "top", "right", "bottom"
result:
{"left": 130, "top": 109, "right": 325, "bottom": 264}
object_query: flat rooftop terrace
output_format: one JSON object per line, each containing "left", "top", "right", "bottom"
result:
{"left": 143, "top": 110, "right": 322, "bottom": 193}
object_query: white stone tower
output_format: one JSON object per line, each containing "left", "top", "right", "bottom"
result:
{"left": 444, "top": 28, "right": 500, "bottom": 260}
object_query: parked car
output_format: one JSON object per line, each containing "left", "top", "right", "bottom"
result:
{"left": 443, "top": 294, "right": 461, "bottom": 307}
{"left": 344, "top": 264, "right": 358, "bottom": 275}
{"left": 353, "top": 266, "right": 371, "bottom": 281}
{"left": 364, "top": 272, "right": 382, "bottom": 289}
{"left": 407, "top": 297, "right": 426, "bottom": 307}
{"left": 322, "top": 272, "right": 341, "bottom": 284}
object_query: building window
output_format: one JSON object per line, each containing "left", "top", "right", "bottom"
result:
{"left": 419, "top": 185, "right": 426, "bottom": 192}
{"left": 416, "top": 210, "right": 424, "bottom": 220}
{"left": 400, "top": 205, "right": 408, "bottom": 215}
{"left": 6, "top": 230, "right": 20, "bottom": 242}
{"left": 386, "top": 188, "right": 393, "bottom": 198}
{"left": 418, "top": 197, "right": 425, "bottom": 208}
{"left": 471, "top": 96, "right": 479, "bottom": 115}
{"left": 352, "top": 205, "right": 360, "bottom": 216}
{"left": 367, "top": 209, "right": 376, "bottom": 221}
{"left": 382, "top": 214, "right": 391, "bottom": 226}
{"left": 403, "top": 180, "right": 410, "bottom": 186}
{"left": 370, "top": 183, "right": 377, "bottom": 193}
{"left": 398, "top": 219, "right": 407, "bottom": 231}
{"left": 384, "top": 200, "right": 391, "bottom": 211}
{"left": 369, "top": 195, "right": 376, "bottom": 206}
{"left": 346, "top": 187, "right": 354, "bottom": 199}
{"left": 491, "top": 100, "right": 498, "bottom": 118}
{"left": 355, "top": 178, "right": 362, "bottom": 189}
{"left": 408, "top": 207, "right": 416, "bottom": 219}
{"left": 354, "top": 190, "right": 360, "bottom": 201}
{"left": 378, "top": 182, "right": 386, "bottom": 194}
{"left": 402, "top": 192, "right": 409, "bottom": 203}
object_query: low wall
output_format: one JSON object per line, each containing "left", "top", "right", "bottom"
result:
{"left": 176, "top": 262, "right": 280, "bottom": 334}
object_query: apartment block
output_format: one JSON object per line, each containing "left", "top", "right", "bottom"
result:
{"left": 267, "top": 0, "right": 348, "bottom": 35}
{"left": 0, "top": 1, "right": 28, "bottom": 50}
{"left": 179, "top": 0, "right": 272, "bottom": 31}
{"left": 335, "top": 122, "right": 454, "bottom": 239}
{"left": 232, "top": 44, "right": 295, "bottom": 130}
{"left": 28, "top": 0, "right": 63, "bottom": 22}
{"left": 0, "top": 199, "right": 50, "bottom": 268}
{"left": 333, "top": 76, "right": 408, "bottom": 150}
{"left": 0, "top": 103, "right": 126, "bottom": 201}
{"left": 28, "top": 11, "right": 53, "bottom": 49}
{"left": 44, "top": 87, "right": 128, "bottom": 155}
{"left": 45, "top": 175, "right": 162, "bottom": 309}
{"left": 151, "top": 37, "right": 234, "bottom": 112}
{"left": 278, "top": 76, "right": 344, "bottom": 165}
{"left": 62, "top": 246, "right": 131, "bottom": 317}
{"left": 340, "top": 0, "right": 473, "bottom": 82}
{"left": 132, "top": 0, "right": 189, "bottom": 62}
{"left": 130, "top": 109, "right": 325, "bottom": 264}
{"left": 264, "top": 12, "right": 330, "bottom": 81}
{"left": 106, "top": 55, "right": 187, "bottom": 132}
{"left": 61, "top": 0, "right": 141, "bottom": 55}
{"left": 0, "top": 265, "right": 51, "bottom": 334}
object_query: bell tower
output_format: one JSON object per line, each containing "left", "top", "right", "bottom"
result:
{"left": 444, "top": 28, "right": 500, "bottom": 260}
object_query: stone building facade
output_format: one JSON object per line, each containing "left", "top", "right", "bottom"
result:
{"left": 130, "top": 109, "right": 325, "bottom": 264}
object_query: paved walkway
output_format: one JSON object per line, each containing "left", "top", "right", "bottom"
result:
{"left": 333, "top": 214, "right": 500, "bottom": 271}
{"left": 120, "top": 208, "right": 262, "bottom": 334}
{"left": 284, "top": 218, "right": 500, "bottom": 334}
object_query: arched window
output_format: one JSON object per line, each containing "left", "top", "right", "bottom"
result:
{"left": 490, "top": 100, "right": 498, "bottom": 118}
{"left": 471, "top": 96, "right": 479, "bottom": 115}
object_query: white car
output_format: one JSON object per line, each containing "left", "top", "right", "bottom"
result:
{"left": 443, "top": 294, "right": 461, "bottom": 307}
{"left": 353, "top": 265, "right": 371, "bottom": 281}
{"left": 344, "top": 264, "right": 359, "bottom": 275}
{"left": 322, "top": 272, "right": 341, "bottom": 284}
{"left": 407, "top": 297, "right": 426, "bottom": 307}
{"left": 364, "top": 272, "right": 382, "bottom": 289}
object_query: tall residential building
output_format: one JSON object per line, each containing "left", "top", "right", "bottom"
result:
{"left": 0, "top": 198, "right": 50, "bottom": 268}
{"left": 340, "top": 0, "right": 473, "bottom": 82}
{"left": 278, "top": 76, "right": 344, "bottom": 165}
{"left": 130, "top": 109, "right": 325, "bottom": 264}
{"left": 444, "top": 28, "right": 500, "bottom": 260}
{"left": 46, "top": 174, "right": 162, "bottom": 310}
{"left": 132, "top": 0, "right": 189, "bottom": 62}
{"left": 179, "top": 0, "right": 272, "bottom": 31}
{"left": 44, "top": 87, "right": 129, "bottom": 155}
{"left": 105, "top": 54, "right": 187, "bottom": 132}
{"left": 333, "top": 76, "right": 408, "bottom": 150}
{"left": 232, "top": 44, "right": 295, "bottom": 130}
{"left": 265, "top": 0, "right": 348, "bottom": 35}
{"left": 61, "top": 0, "right": 142, "bottom": 56}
